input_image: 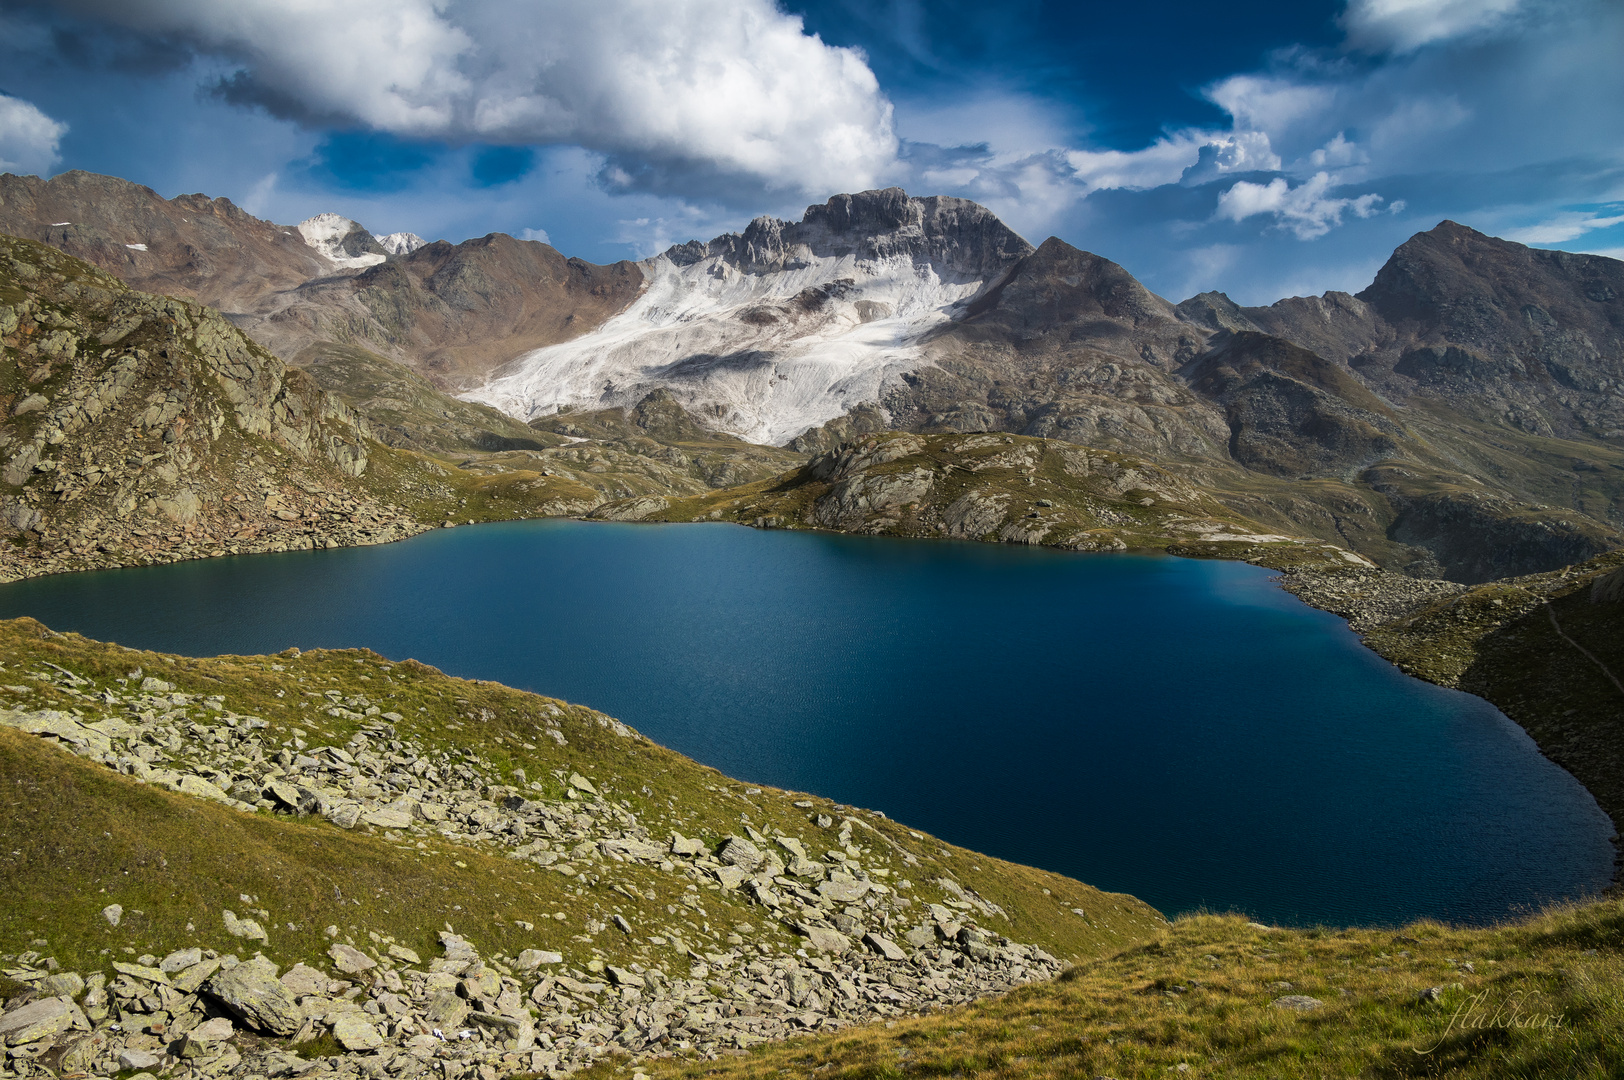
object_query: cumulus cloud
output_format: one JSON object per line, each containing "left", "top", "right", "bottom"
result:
{"left": 1341, "top": 0, "right": 1528, "bottom": 53}
{"left": 53, "top": 0, "right": 898, "bottom": 200}
{"left": 0, "top": 93, "right": 68, "bottom": 176}
{"left": 519, "top": 227, "right": 552, "bottom": 245}
{"left": 1216, "top": 172, "right": 1394, "bottom": 239}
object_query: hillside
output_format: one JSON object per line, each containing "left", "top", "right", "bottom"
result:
{"left": 626, "top": 899, "right": 1624, "bottom": 1079}
{"left": 0, "top": 618, "right": 1161, "bottom": 1078}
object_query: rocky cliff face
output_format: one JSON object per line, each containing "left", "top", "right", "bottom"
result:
{"left": 670, "top": 188, "right": 1034, "bottom": 280}
{"left": 0, "top": 235, "right": 435, "bottom": 580}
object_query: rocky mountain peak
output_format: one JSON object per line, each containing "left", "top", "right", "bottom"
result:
{"left": 297, "top": 214, "right": 388, "bottom": 270}
{"left": 674, "top": 188, "right": 1034, "bottom": 279}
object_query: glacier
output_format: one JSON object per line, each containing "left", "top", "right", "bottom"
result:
{"left": 462, "top": 250, "right": 986, "bottom": 446}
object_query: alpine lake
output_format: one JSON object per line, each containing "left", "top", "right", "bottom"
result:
{"left": 0, "top": 518, "right": 1612, "bottom": 928}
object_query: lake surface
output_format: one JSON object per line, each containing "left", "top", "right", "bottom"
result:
{"left": 0, "top": 519, "right": 1612, "bottom": 926}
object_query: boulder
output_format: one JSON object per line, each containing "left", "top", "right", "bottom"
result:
{"left": 516, "top": 949, "right": 563, "bottom": 971}
{"left": 1272, "top": 995, "right": 1324, "bottom": 1011}
{"left": 280, "top": 963, "right": 329, "bottom": 996}
{"left": 795, "top": 926, "right": 851, "bottom": 954}
{"left": 222, "top": 909, "right": 268, "bottom": 942}
{"left": 205, "top": 961, "right": 303, "bottom": 1036}
{"left": 160, "top": 947, "right": 204, "bottom": 973}
{"left": 331, "top": 1015, "right": 383, "bottom": 1051}
{"left": 118, "top": 1048, "right": 164, "bottom": 1070}
{"left": 669, "top": 832, "right": 705, "bottom": 857}
{"left": 717, "top": 836, "right": 763, "bottom": 869}
{"left": 327, "top": 943, "right": 376, "bottom": 974}
{"left": 863, "top": 933, "right": 909, "bottom": 961}
{"left": 0, "top": 997, "right": 81, "bottom": 1046}
{"left": 361, "top": 807, "right": 413, "bottom": 829}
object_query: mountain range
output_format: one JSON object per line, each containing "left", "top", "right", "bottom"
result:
{"left": 2, "top": 170, "right": 1622, "bottom": 583}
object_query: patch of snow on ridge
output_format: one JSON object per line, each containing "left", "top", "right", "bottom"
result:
{"left": 376, "top": 231, "right": 427, "bottom": 255}
{"left": 462, "top": 250, "right": 985, "bottom": 446}
{"left": 297, "top": 213, "right": 386, "bottom": 269}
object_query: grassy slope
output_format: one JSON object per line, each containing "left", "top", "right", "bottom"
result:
{"left": 620, "top": 901, "right": 1624, "bottom": 1080}
{"left": 0, "top": 618, "right": 1161, "bottom": 980}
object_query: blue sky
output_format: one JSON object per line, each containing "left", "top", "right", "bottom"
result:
{"left": 0, "top": 0, "right": 1621, "bottom": 304}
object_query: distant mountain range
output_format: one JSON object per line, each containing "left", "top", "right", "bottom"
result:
{"left": 2, "top": 170, "right": 1621, "bottom": 583}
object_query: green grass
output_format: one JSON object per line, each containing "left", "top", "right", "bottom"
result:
{"left": 608, "top": 901, "right": 1624, "bottom": 1080}
{"left": 0, "top": 618, "right": 1161, "bottom": 979}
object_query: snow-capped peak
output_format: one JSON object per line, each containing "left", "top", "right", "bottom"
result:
{"left": 297, "top": 213, "right": 386, "bottom": 270}
{"left": 376, "top": 232, "right": 427, "bottom": 256}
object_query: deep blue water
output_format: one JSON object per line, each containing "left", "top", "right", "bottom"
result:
{"left": 0, "top": 519, "right": 1612, "bottom": 926}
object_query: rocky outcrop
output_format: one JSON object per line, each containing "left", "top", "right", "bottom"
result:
{"left": 671, "top": 188, "right": 1033, "bottom": 280}
{"left": 1182, "top": 331, "right": 1405, "bottom": 479}
{"left": 0, "top": 235, "right": 435, "bottom": 582}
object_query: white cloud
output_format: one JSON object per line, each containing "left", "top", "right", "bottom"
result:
{"left": 1205, "top": 75, "right": 1336, "bottom": 137}
{"left": 519, "top": 227, "right": 552, "bottom": 245}
{"left": 57, "top": 0, "right": 898, "bottom": 200}
{"left": 1216, "top": 172, "right": 1389, "bottom": 239}
{"left": 1504, "top": 207, "right": 1624, "bottom": 244}
{"left": 1341, "top": 0, "right": 1527, "bottom": 53}
{"left": 1065, "top": 130, "right": 1281, "bottom": 195}
{"left": 0, "top": 93, "right": 68, "bottom": 176}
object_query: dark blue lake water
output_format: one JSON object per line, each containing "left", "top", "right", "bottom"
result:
{"left": 0, "top": 519, "right": 1611, "bottom": 926}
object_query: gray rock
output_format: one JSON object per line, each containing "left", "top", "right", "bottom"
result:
{"left": 0, "top": 997, "right": 81, "bottom": 1046}
{"left": 222, "top": 909, "right": 267, "bottom": 942}
{"left": 605, "top": 966, "right": 645, "bottom": 988}
{"left": 327, "top": 943, "right": 376, "bottom": 974}
{"left": 516, "top": 949, "right": 563, "bottom": 971}
{"left": 386, "top": 944, "right": 421, "bottom": 965}
{"left": 280, "top": 963, "right": 329, "bottom": 996}
{"left": 362, "top": 807, "right": 414, "bottom": 829}
{"left": 713, "top": 865, "right": 749, "bottom": 890}
{"left": 205, "top": 960, "right": 303, "bottom": 1036}
{"left": 669, "top": 832, "right": 705, "bottom": 856}
{"left": 817, "top": 879, "right": 871, "bottom": 904}
{"left": 863, "top": 933, "right": 908, "bottom": 961}
{"left": 173, "top": 958, "right": 223, "bottom": 994}
{"left": 331, "top": 1015, "right": 383, "bottom": 1051}
{"left": 718, "top": 835, "right": 764, "bottom": 869}
{"left": 796, "top": 926, "right": 851, "bottom": 954}
{"left": 160, "top": 947, "right": 204, "bottom": 973}
{"left": 1272, "top": 995, "right": 1324, "bottom": 1011}
{"left": 903, "top": 926, "right": 936, "bottom": 949}
{"left": 38, "top": 972, "right": 84, "bottom": 998}
{"left": 324, "top": 802, "right": 362, "bottom": 829}
{"left": 101, "top": 903, "right": 123, "bottom": 927}
{"left": 423, "top": 990, "right": 469, "bottom": 1030}
{"left": 118, "top": 1048, "right": 164, "bottom": 1070}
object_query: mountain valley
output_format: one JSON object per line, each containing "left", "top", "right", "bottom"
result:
{"left": 1, "top": 169, "right": 1623, "bottom": 1079}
